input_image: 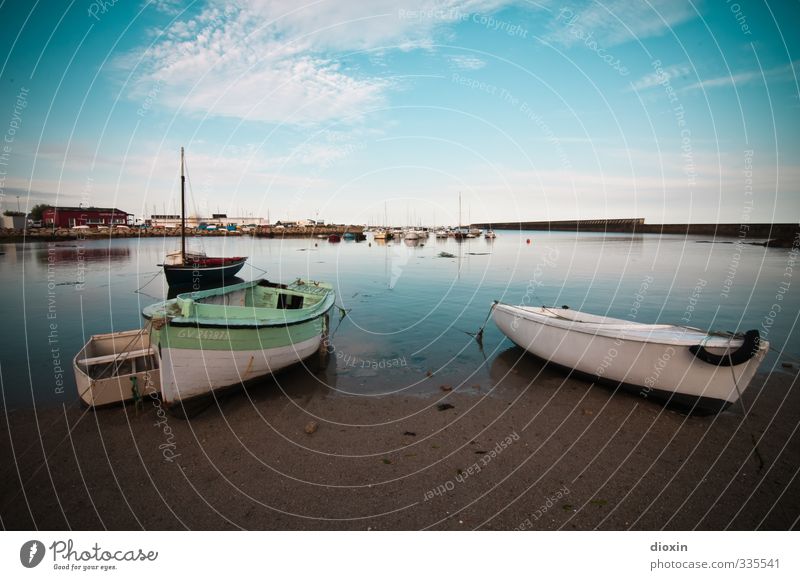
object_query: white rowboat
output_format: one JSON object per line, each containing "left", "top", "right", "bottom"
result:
{"left": 73, "top": 329, "right": 161, "bottom": 407}
{"left": 492, "top": 303, "right": 768, "bottom": 415}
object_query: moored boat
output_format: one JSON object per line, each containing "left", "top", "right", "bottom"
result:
{"left": 492, "top": 303, "right": 768, "bottom": 415}
{"left": 161, "top": 148, "right": 248, "bottom": 286}
{"left": 162, "top": 251, "right": 247, "bottom": 286}
{"left": 328, "top": 234, "right": 341, "bottom": 242}
{"left": 143, "top": 279, "right": 335, "bottom": 411}
{"left": 73, "top": 329, "right": 161, "bottom": 407}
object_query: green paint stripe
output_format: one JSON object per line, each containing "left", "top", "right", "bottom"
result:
{"left": 159, "top": 317, "right": 323, "bottom": 351}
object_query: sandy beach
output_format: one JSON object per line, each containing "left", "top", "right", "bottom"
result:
{"left": 2, "top": 353, "right": 798, "bottom": 531}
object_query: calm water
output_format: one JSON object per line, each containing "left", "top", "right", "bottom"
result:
{"left": 1, "top": 231, "right": 797, "bottom": 409}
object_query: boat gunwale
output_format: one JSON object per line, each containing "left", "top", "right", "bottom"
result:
{"left": 72, "top": 329, "right": 157, "bottom": 382}
{"left": 142, "top": 279, "right": 336, "bottom": 329}
{"left": 493, "top": 302, "right": 763, "bottom": 349}
{"left": 162, "top": 257, "right": 247, "bottom": 271}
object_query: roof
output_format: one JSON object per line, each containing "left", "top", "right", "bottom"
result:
{"left": 44, "top": 206, "right": 131, "bottom": 214}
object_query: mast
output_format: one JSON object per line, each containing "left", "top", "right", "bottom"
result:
{"left": 180, "top": 146, "right": 186, "bottom": 262}
{"left": 458, "top": 191, "right": 461, "bottom": 231}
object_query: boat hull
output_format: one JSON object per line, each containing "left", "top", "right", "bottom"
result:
{"left": 152, "top": 310, "right": 329, "bottom": 407}
{"left": 493, "top": 304, "right": 768, "bottom": 415}
{"left": 163, "top": 257, "right": 246, "bottom": 286}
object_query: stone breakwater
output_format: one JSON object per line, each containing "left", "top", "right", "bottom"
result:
{"left": 0, "top": 225, "right": 365, "bottom": 243}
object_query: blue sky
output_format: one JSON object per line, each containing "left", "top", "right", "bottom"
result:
{"left": 0, "top": 0, "right": 797, "bottom": 224}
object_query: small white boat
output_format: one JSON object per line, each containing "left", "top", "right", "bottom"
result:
{"left": 492, "top": 303, "right": 768, "bottom": 415}
{"left": 404, "top": 230, "right": 420, "bottom": 240}
{"left": 485, "top": 229, "right": 496, "bottom": 239}
{"left": 73, "top": 329, "right": 161, "bottom": 407}
{"left": 435, "top": 229, "right": 448, "bottom": 238}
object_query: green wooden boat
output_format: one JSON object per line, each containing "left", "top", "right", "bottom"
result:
{"left": 142, "top": 278, "right": 335, "bottom": 409}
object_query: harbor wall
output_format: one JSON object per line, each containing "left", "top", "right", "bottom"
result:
{"left": 470, "top": 219, "right": 799, "bottom": 241}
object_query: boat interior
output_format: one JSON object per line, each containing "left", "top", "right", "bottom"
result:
{"left": 75, "top": 330, "right": 159, "bottom": 381}
{"left": 191, "top": 280, "right": 329, "bottom": 311}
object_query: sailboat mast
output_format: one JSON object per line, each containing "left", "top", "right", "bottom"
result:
{"left": 180, "top": 146, "right": 186, "bottom": 262}
{"left": 458, "top": 192, "right": 461, "bottom": 230}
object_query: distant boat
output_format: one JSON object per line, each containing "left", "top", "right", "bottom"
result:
{"left": 343, "top": 232, "right": 356, "bottom": 240}
{"left": 404, "top": 229, "right": 420, "bottom": 240}
{"left": 328, "top": 234, "right": 341, "bottom": 242}
{"left": 485, "top": 230, "right": 496, "bottom": 239}
{"left": 161, "top": 148, "right": 247, "bottom": 286}
{"left": 435, "top": 229, "right": 448, "bottom": 238}
{"left": 492, "top": 303, "right": 768, "bottom": 415}
{"left": 453, "top": 192, "right": 468, "bottom": 240}
{"left": 142, "top": 279, "right": 335, "bottom": 412}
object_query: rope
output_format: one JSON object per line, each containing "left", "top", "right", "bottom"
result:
{"left": 247, "top": 263, "right": 270, "bottom": 277}
{"left": 470, "top": 300, "right": 498, "bottom": 346}
{"left": 134, "top": 269, "right": 163, "bottom": 295}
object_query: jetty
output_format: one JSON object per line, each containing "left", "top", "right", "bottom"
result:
{"left": 469, "top": 218, "right": 799, "bottom": 245}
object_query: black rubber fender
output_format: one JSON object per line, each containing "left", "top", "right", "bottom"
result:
{"left": 689, "top": 330, "right": 761, "bottom": 367}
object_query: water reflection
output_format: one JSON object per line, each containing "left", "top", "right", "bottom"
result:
{"left": 0, "top": 232, "right": 797, "bottom": 410}
{"left": 35, "top": 245, "right": 131, "bottom": 264}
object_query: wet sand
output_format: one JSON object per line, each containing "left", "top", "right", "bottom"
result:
{"left": 2, "top": 353, "right": 798, "bottom": 531}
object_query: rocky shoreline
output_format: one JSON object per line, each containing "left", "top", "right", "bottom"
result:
{"left": 0, "top": 225, "right": 365, "bottom": 243}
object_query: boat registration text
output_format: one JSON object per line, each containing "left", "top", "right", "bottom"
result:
{"left": 176, "top": 328, "right": 231, "bottom": 341}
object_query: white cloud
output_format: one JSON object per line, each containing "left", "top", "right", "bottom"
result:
{"left": 681, "top": 61, "right": 800, "bottom": 93}
{"left": 124, "top": 0, "right": 515, "bottom": 124}
{"left": 448, "top": 54, "right": 487, "bottom": 70}
{"left": 629, "top": 63, "right": 691, "bottom": 92}
{"left": 546, "top": 0, "right": 697, "bottom": 48}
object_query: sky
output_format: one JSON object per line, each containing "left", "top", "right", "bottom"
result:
{"left": 0, "top": 0, "right": 798, "bottom": 225}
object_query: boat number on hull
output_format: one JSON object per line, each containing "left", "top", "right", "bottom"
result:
{"left": 176, "top": 328, "right": 230, "bottom": 341}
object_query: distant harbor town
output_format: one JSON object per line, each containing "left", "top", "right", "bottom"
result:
{"left": 1, "top": 205, "right": 797, "bottom": 246}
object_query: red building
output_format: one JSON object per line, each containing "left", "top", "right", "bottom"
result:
{"left": 42, "top": 206, "right": 131, "bottom": 228}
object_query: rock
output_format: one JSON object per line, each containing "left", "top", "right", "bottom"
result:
{"left": 304, "top": 421, "right": 318, "bottom": 435}
{"left": 582, "top": 409, "right": 593, "bottom": 416}
{"left": 781, "top": 362, "right": 794, "bottom": 369}
{"left": 426, "top": 370, "right": 433, "bottom": 377}
{"left": 437, "top": 403, "right": 454, "bottom": 411}
{"left": 439, "top": 385, "right": 452, "bottom": 392}
{"left": 403, "top": 431, "right": 416, "bottom": 436}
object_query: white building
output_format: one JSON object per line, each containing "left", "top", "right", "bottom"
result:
{"left": 149, "top": 214, "right": 268, "bottom": 228}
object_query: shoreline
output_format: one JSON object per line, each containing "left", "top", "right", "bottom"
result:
{"left": 0, "top": 225, "right": 365, "bottom": 244}
{"left": 2, "top": 365, "right": 797, "bottom": 531}
{"left": 1, "top": 224, "right": 797, "bottom": 246}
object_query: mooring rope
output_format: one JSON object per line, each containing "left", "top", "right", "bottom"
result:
{"left": 134, "top": 269, "right": 163, "bottom": 295}
{"left": 469, "top": 300, "right": 498, "bottom": 346}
